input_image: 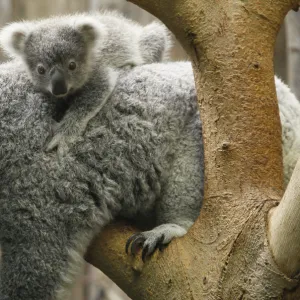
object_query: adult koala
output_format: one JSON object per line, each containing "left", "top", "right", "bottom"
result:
{"left": 0, "top": 60, "right": 203, "bottom": 300}
{"left": 0, "top": 58, "right": 299, "bottom": 300}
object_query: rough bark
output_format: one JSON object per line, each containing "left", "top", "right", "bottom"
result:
{"left": 286, "top": 9, "right": 300, "bottom": 100}
{"left": 85, "top": 0, "right": 300, "bottom": 299}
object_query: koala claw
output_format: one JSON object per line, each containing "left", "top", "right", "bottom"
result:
{"left": 125, "top": 232, "right": 166, "bottom": 262}
{"left": 125, "top": 223, "right": 188, "bottom": 262}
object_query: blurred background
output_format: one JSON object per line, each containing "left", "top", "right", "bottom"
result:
{"left": 0, "top": 0, "right": 299, "bottom": 299}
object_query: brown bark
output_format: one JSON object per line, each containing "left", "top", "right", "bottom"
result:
{"left": 85, "top": 0, "right": 300, "bottom": 299}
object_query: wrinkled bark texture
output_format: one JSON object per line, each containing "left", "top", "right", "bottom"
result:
{"left": 85, "top": 0, "right": 300, "bottom": 299}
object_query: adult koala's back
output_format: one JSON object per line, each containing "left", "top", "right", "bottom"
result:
{"left": 0, "top": 61, "right": 203, "bottom": 300}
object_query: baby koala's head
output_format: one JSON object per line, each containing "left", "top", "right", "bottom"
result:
{"left": 0, "top": 16, "right": 102, "bottom": 98}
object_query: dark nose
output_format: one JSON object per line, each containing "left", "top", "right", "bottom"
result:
{"left": 51, "top": 69, "right": 68, "bottom": 96}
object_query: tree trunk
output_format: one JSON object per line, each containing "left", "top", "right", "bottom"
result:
{"left": 286, "top": 9, "right": 300, "bottom": 100}
{"left": 84, "top": 0, "right": 300, "bottom": 298}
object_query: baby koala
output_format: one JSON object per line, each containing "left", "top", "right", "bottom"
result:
{"left": 0, "top": 12, "right": 171, "bottom": 157}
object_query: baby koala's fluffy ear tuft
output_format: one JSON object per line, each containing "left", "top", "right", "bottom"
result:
{"left": 74, "top": 18, "right": 104, "bottom": 48}
{"left": 139, "top": 22, "right": 173, "bottom": 64}
{"left": 0, "top": 22, "right": 32, "bottom": 58}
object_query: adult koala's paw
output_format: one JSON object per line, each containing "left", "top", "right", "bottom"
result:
{"left": 125, "top": 224, "right": 187, "bottom": 262}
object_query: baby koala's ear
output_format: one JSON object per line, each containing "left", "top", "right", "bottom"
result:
{"left": 0, "top": 21, "right": 32, "bottom": 58}
{"left": 74, "top": 18, "right": 104, "bottom": 48}
{"left": 139, "top": 22, "right": 173, "bottom": 64}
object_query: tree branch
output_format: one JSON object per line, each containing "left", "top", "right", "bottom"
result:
{"left": 269, "top": 157, "right": 300, "bottom": 277}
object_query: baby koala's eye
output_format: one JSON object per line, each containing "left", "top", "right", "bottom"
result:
{"left": 69, "top": 61, "right": 77, "bottom": 71}
{"left": 37, "top": 65, "right": 46, "bottom": 75}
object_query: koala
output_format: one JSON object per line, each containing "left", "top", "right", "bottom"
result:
{"left": 0, "top": 12, "right": 171, "bottom": 157}
{"left": 0, "top": 57, "right": 299, "bottom": 300}
{"left": 0, "top": 60, "right": 203, "bottom": 300}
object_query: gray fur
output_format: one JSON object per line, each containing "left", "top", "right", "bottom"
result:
{"left": 0, "top": 12, "right": 171, "bottom": 157}
{"left": 0, "top": 60, "right": 203, "bottom": 300}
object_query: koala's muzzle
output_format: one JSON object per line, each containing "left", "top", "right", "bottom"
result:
{"left": 51, "top": 69, "right": 68, "bottom": 97}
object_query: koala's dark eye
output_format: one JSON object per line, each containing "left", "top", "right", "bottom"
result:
{"left": 69, "top": 62, "right": 77, "bottom": 71}
{"left": 37, "top": 65, "right": 46, "bottom": 75}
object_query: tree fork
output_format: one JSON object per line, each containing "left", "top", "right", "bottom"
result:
{"left": 86, "top": 1, "right": 300, "bottom": 298}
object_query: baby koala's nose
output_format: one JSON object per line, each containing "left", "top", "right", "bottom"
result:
{"left": 51, "top": 69, "right": 68, "bottom": 97}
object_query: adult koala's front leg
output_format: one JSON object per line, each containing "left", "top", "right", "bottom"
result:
{"left": 0, "top": 224, "right": 95, "bottom": 300}
{"left": 126, "top": 133, "right": 204, "bottom": 261}
{"left": 46, "top": 67, "right": 118, "bottom": 159}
